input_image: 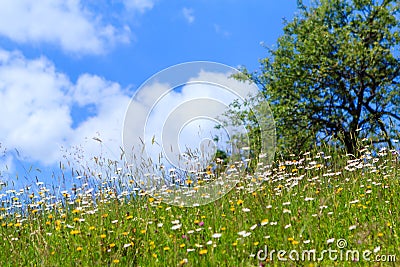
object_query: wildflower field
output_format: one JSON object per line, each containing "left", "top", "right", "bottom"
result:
{"left": 0, "top": 142, "right": 399, "bottom": 266}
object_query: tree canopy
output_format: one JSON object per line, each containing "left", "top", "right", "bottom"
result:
{"left": 236, "top": 0, "right": 400, "bottom": 156}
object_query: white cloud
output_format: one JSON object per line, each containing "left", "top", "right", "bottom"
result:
{"left": 0, "top": 49, "right": 131, "bottom": 167}
{"left": 214, "top": 24, "right": 231, "bottom": 37}
{"left": 0, "top": 0, "right": 155, "bottom": 54}
{"left": 182, "top": 7, "right": 195, "bottom": 24}
{"left": 123, "top": 70, "right": 256, "bottom": 174}
{"left": 123, "top": 0, "right": 155, "bottom": 13}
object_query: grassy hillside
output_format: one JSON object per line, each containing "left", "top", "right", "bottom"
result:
{"left": 0, "top": 143, "right": 399, "bottom": 266}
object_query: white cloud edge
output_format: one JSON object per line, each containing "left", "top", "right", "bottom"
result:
{"left": 0, "top": 0, "right": 155, "bottom": 55}
{"left": 182, "top": 7, "right": 195, "bottom": 24}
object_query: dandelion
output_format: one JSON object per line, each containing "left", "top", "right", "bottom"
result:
{"left": 180, "top": 243, "right": 185, "bottom": 248}
{"left": 70, "top": 230, "right": 81, "bottom": 235}
{"left": 100, "top": 234, "right": 106, "bottom": 239}
{"left": 237, "top": 199, "right": 244, "bottom": 205}
{"left": 113, "top": 259, "right": 119, "bottom": 264}
{"left": 199, "top": 249, "right": 208, "bottom": 255}
{"left": 164, "top": 246, "right": 170, "bottom": 251}
{"left": 76, "top": 247, "right": 83, "bottom": 251}
{"left": 179, "top": 258, "right": 188, "bottom": 265}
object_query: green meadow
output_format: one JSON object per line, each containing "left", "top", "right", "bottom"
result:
{"left": 0, "top": 142, "right": 398, "bottom": 266}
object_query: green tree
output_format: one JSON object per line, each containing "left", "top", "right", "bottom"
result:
{"left": 236, "top": 0, "right": 400, "bottom": 155}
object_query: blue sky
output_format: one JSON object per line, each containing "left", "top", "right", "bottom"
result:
{"left": 0, "top": 1, "right": 299, "bottom": 189}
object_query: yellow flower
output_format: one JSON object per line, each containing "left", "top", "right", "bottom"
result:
{"left": 221, "top": 227, "right": 226, "bottom": 231}
{"left": 148, "top": 198, "right": 155, "bottom": 203}
{"left": 122, "top": 232, "right": 129, "bottom": 236}
{"left": 109, "top": 243, "right": 116, "bottom": 248}
{"left": 163, "top": 246, "right": 170, "bottom": 251}
{"left": 152, "top": 253, "right": 157, "bottom": 258}
{"left": 48, "top": 214, "right": 53, "bottom": 219}
{"left": 45, "top": 221, "right": 51, "bottom": 226}
{"left": 89, "top": 226, "right": 95, "bottom": 230}
{"left": 72, "top": 209, "right": 79, "bottom": 214}
{"left": 292, "top": 240, "right": 300, "bottom": 245}
{"left": 70, "top": 230, "right": 81, "bottom": 235}
{"left": 194, "top": 219, "right": 200, "bottom": 224}
{"left": 102, "top": 213, "right": 108, "bottom": 218}
{"left": 180, "top": 243, "right": 185, "bottom": 248}
{"left": 113, "top": 259, "right": 119, "bottom": 263}
{"left": 140, "top": 229, "right": 146, "bottom": 234}
{"left": 199, "top": 249, "right": 208, "bottom": 255}
{"left": 377, "top": 232, "right": 384, "bottom": 237}
{"left": 100, "top": 234, "right": 106, "bottom": 239}
{"left": 237, "top": 199, "right": 243, "bottom": 205}
{"left": 76, "top": 247, "right": 83, "bottom": 251}
{"left": 254, "top": 242, "right": 259, "bottom": 246}
{"left": 232, "top": 242, "right": 237, "bottom": 247}
{"left": 73, "top": 218, "right": 80, "bottom": 222}
{"left": 179, "top": 258, "right": 188, "bottom": 265}
{"left": 336, "top": 188, "right": 343, "bottom": 194}
{"left": 126, "top": 215, "right": 133, "bottom": 220}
